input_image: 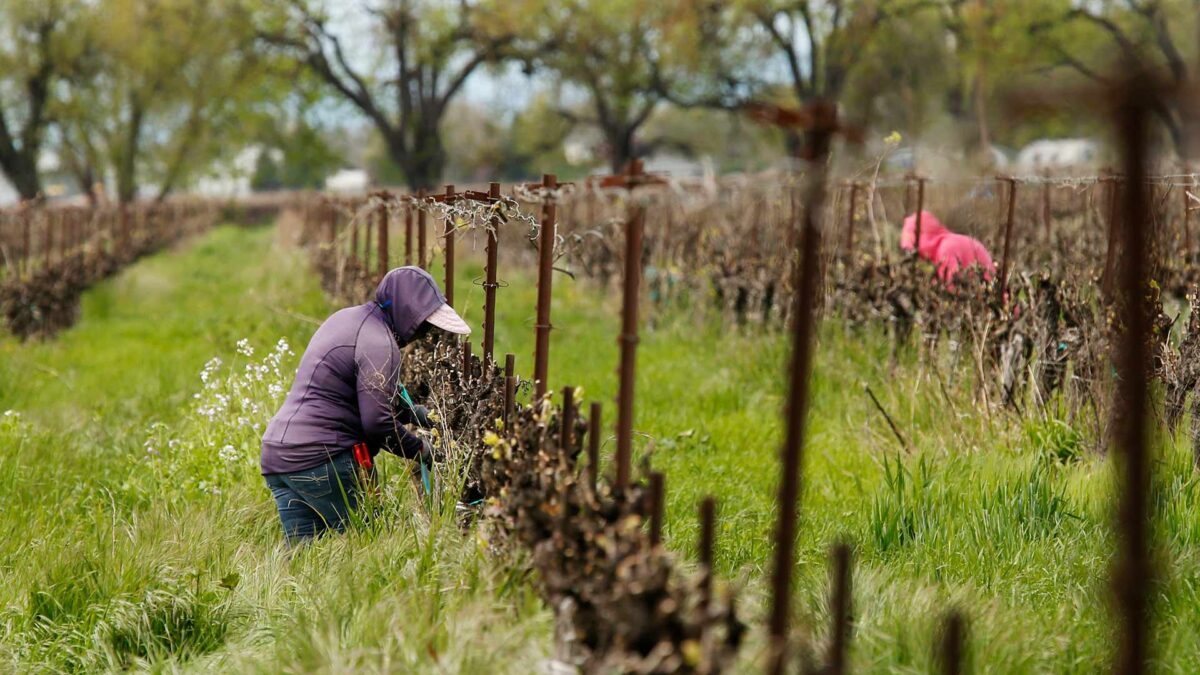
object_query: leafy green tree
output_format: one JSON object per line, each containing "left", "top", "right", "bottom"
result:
{"left": 511, "top": 0, "right": 674, "bottom": 173}
{"left": 55, "top": 0, "right": 272, "bottom": 203}
{"left": 258, "top": 0, "right": 517, "bottom": 190}
{"left": 0, "top": 0, "right": 88, "bottom": 201}
{"left": 840, "top": 7, "right": 954, "bottom": 145}
{"left": 1030, "top": 0, "right": 1196, "bottom": 156}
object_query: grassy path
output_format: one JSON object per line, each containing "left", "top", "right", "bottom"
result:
{"left": 473, "top": 255, "right": 1200, "bottom": 673}
{"left": 0, "top": 227, "right": 550, "bottom": 672}
{"left": 2, "top": 225, "right": 1199, "bottom": 671}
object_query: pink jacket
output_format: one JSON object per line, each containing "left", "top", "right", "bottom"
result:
{"left": 900, "top": 211, "right": 994, "bottom": 284}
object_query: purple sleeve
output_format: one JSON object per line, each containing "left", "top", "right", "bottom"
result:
{"left": 355, "top": 326, "right": 426, "bottom": 459}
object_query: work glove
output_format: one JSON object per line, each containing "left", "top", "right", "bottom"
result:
{"left": 418, "top": 438, "right": 436, "bottom": 464}
{"left": 399, "top": 403, "right": 435, "bottom": 428}
{"left": 413, "top": 405, "right": 434, "bottom": 429}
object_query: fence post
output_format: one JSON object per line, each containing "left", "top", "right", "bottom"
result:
{"left": 1103, "top": 176, "right": 1121, "bottom": 302}
{"left": 912, "top": 177, "right": 926, "bottom": 255}
{"left": 828, "top": 542, "right": 853, "bottom": 675}
{"left": 939, "top": 611, "right": 966, "bottom": 675}
{"left": 444, "top": 185, "right": 456, "bottom": 305}
{"left": 647, "top": 470, "right": 664, "bottom": 547}
{"left": 363, "top": 203, "right": 374, "bottom": 272}
{"left": 461, "top": 341, "right": 472, "bottom": 384}
{"left": 998, "top": 177, "right": 1017, "bottom": 303}
{"left": 405, "top": 202, "right": 413, "bottom": 266}
{"left": 1111, "top": 73, "right": 1155, "bottom": 675}
{"left": 587, "top": 402, "right": 601, "bottom": 490}
{"left": 1183, "top": 183, "right": 1191, "bottom": 264}
{"left": 377, "top": 202, "right": 389, "bottom": 279}
{"left": 502, "top": 353, "right": 517, "bottom": 426}
{"left": 615, "top": 162, "right": 645, "bottom": 489}
{"left": 845, "top": 181, "right": 860, "bottom": 259}
{"left": 560, "top": 386, "right": 575, "bottom": 451}
{"left": 767, "top": 101, "right": 838, "bottom": 675}
{"left": 483, "top": 182, "right": 502, "bottom": 365}
{"left": 533, "top": 174, "right": 558, "bottom": 399}
{"left": 417, "top": 188, "right": 427, "bottom": 270}
{"left": 699, "top": 496, "right": 716, "bottom": 609}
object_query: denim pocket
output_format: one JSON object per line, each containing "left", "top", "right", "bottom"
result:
{"left": 289, "top": 464, "right": 334, "bottom": 501}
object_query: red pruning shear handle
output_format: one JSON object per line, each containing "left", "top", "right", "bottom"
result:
{"left": 352, "top": 442, "right": 373, "bottom": 471}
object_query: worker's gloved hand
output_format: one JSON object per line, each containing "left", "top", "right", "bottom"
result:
{"left": 418, "top": 438, "right": 436, "bottom": 464}
{"left": 399, "top": 403, "right": 435, "bottom": 428}
{"left": 413, "top": 405, "right": 434, "bottom": 428}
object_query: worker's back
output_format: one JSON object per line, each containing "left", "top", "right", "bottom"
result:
{"left": 260, "top": 303, "right": 389, "bottom": 474}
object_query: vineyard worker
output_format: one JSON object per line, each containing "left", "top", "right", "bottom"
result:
{"left": 900, "top": 210, "right": 995, "bottom": 285}
{"left": 260, "top": 266, "right": 470, "bottom": 544}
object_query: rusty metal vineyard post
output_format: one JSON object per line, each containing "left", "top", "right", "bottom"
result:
{"left": 560, "top": 386, "right": 575, "bottom": 450}
{"left": 698, "top": 496, "right": 716, "bottom": 609}
{"left": 1111, "top": 73, "right": 1156, "bottom": 675}
{"left": 503, "top": 353, "right": 516, "bottom": 425}
{"left": 762, "top": 100, "right": 844, "bottom": 675}
{"left": 828, "top": 542, "right": 853, "bottom": 675}
{"left": 405, "top": 201, "right": 413, "bottom": 266}
{"left": 606, "top": 160, "right": 662, "bottom": 490}
{"left": 483, "top": 182, "right": 502, "bottom": 366}
{"left": 912, "top": 177, "right": 927, "bottom": 256}
{"left": 444, "top": 185, "right": 456, "bottom": 306}
{"left": 461, "top": 341, "right": 472, "bottom": 384}
{"left": 998, "top": 177, "right": 1018, "bottom": 303}
{"left": 845, "top": 181, "right": 860, "bottom": 259}
{"left": 377, "top": 201, "right": 389, "bottom": 279}
{"left": 939, "top": 611, "right": 965, "bottom": 675}
{"left": 417, "top": 188, "right": 428, "bottom": 270}
{"left": 532, "top": 174, "right": 558, "bottom": 400}
{"left": 1183, "top": 184, "right": 1191, "bottom": 263}
{"left": 1102, "top": 175, "right": 1121, "bottom": 301}
{"left": 587, "top": 402, "right": 601, "bottom": 490}
{"left": 647, "top": 471, "right": 664, "bottom": 547}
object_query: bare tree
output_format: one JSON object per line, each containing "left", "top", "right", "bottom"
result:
{"left": 260, "top": 0, "right": 514, "bottom": 189}
{"left": 1037, "top": 0, "right": 1194, "bottom": 156}
{"left": 0, "top": 3, "right": 81, "bottom": 201}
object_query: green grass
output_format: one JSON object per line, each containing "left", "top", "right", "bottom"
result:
{"left": 2, "top": 224, "right": 1199, "bottom": 672}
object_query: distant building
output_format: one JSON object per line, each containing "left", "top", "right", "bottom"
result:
{"left": 1016, "top": 139, "right": 1100, "bottom": 169}
{"left": 325, "top": 168, "right": 371, "bottom": 193}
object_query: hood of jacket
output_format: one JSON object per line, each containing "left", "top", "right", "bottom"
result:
{"left": 373, "top": 266, "right": 446, "bottom": 342}
{"left": 900, "top": 210, "right": 949, "bottom": 260}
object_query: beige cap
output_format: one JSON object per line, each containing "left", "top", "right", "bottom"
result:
{"left": 425, "top": 303, "right": 471, "bottom": 335}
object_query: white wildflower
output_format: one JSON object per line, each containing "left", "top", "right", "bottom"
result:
{"left": 236, "top": 339, "right": 254, "bottom": 357}
{"left": 219, "top": 444, "right": 240, "bottom": 462}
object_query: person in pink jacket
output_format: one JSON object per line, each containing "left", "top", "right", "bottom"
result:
{"left": 900, "top": 210, "right": 995, "bottom": 285}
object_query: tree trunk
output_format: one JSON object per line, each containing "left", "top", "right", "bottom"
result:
{"left": 607, "top": 126, "right": 637, "bottom": 174}
{"left": 117, "top": 97, "right": 145, "bottom": 204}
{"left": 973, "top": 68, "right": 990, "bottom": 154}
{"left": 385, "top": 123, "right": 445, "bottom": 191}
{"left": 4, "top": 157, "right": 42, "bottom": 201}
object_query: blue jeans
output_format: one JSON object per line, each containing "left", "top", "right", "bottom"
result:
{"left": 264, "top": 451, "right": 368, "bottom": 544}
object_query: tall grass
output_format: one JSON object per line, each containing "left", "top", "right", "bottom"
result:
{"left": 3, "top": 224, "right": 1200, "bottom": 671}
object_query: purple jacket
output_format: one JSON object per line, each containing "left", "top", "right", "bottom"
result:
{"left": 260, "top": 267, "right": 444, "bottom": 475}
